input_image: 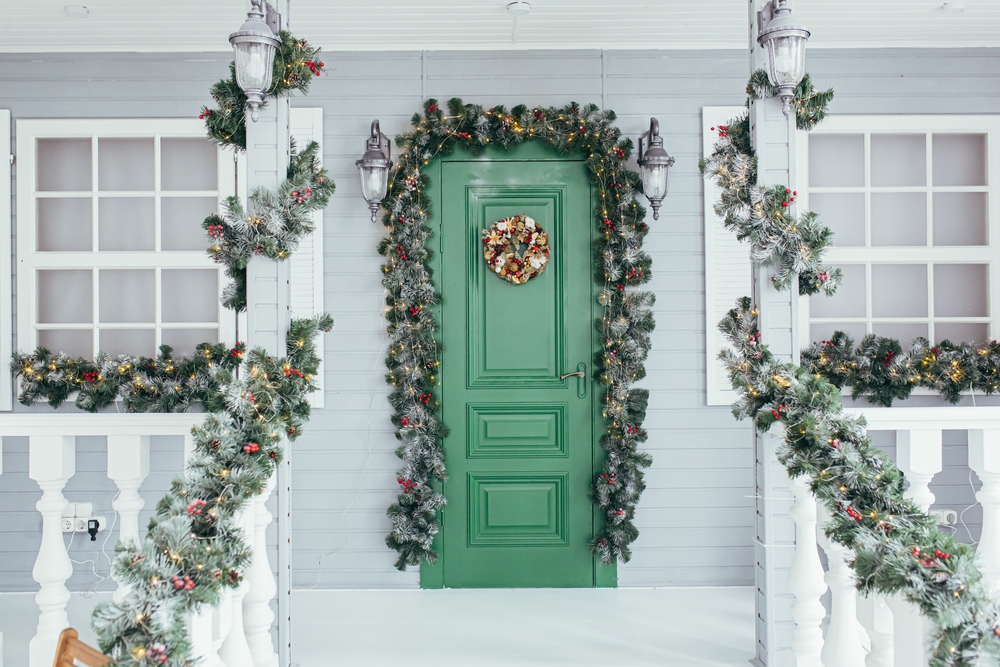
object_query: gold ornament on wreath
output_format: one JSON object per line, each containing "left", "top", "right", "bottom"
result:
{"left": 482, "top": 214, "right": 550, "bottom": 284}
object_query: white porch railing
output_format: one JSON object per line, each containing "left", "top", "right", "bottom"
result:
{"left": 4, "top": 414, "right": 279, "bottom": 667}
{"left": 785, "top": 406, "right": 1000, "bottom": 667}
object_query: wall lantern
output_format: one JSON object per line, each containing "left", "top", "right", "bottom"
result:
{"left": 357, "top": 120, "right": 392, "bottom": 223}
{"left": 756, "top": 0, "right": 810, "bottom": 117}
{"left": 636, "top": 118, "right": 675, "bottom": 221}
{"left": 229, "top": 0, "right": 281, "bottom": 122}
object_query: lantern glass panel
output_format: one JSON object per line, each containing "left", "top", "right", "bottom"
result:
{"left": 768, "top": 34, "right": 806, "bottom": 87}
{"left": 640, "top": 164, "right": 669, "bottom": 200}
{"left": 359, "top": 164, "right": 389, "bottom": 204}
{"left": 234, "top": 41, "right": 276, "bottom": 94}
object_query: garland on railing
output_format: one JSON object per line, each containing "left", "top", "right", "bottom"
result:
{"left": 85, "top": 314, "right": 332, "bottom": 667}
{"left": 202, "top": 140, "right": 334, "bottom": 311}
{"left": 720, "top": 298, "right": 1000, "bottom": 667}
{"left": 380, "top": 98, "right": 654, "bottom": 569}
{"left": 13, "top": 341, "right": 242, "bottom": 413}
{"left": 801, "top": 331, "right": 1000, "bottom": 407}
{"left": 202, "top": 31, "right": 325, "bottom": 150}
{"left": 699, "top": 70, "right": 841, "bottom": 296}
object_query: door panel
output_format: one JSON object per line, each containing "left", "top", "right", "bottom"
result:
{"left": 439, "top": 156, "right": 594, "bottom": 588}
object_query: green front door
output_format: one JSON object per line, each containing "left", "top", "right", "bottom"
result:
{"left": 433, "top": 146, "right": 596, "bottom": 588}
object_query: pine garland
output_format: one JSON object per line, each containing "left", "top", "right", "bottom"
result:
{"left": 12, "top": 341, "right": 243, "bottom": 413}
{"left": 203, "top": 140, "right": 334, "bottom": 311}
{"left": 86, "top": 314, "right": 332, "bottom": 667}
{"left": 720, "top": 298, "right": 1000, "bottom": 667}
{"left": 380, "top": 98, "right": 655, "bottom": 569}
{"left": 802, "top": 332, "right": 1000, "bottom": 407}
{"left": 201, "top": 32, "right": 325, "bottom": 150}
{"left": 699, "top": 70, "right": 841, "bottom": 296}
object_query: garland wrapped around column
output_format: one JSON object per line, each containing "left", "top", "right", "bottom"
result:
{"left": 705, "top": 73, "right": 1000, "bottom": 666}
{"left": 11, "top": 30, "right": 334, "bottom": 667}
{"left": 719, "top": 298, "right": 1000, "bottom": 666}
{"left": 380, "top": 98, "right": 655, "bottom": 569}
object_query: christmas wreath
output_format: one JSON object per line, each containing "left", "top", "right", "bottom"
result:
{"left": 482, "top": 214, "right": 550, "bottom": 284}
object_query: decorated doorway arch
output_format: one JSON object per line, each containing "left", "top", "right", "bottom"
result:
{"left": 380, "top": 99, "right": 656, "bottom": 571}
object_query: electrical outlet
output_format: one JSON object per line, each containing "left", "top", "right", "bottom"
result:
{"left": 61, "top": 518, "right": 74, "bottom": 532}
{"left": 932, "top": 509, "right": 959, "bottom": 526}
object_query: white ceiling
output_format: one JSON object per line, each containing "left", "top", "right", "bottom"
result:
{"left": 1, "top": 0, "right": 999, "bottom": 53}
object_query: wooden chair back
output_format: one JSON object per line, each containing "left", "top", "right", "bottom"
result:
{"left": 52, "top": 628, "right": 109, "bottom": 667}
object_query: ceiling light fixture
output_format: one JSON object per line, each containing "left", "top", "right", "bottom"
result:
{"left": 64, "top": 5, "right": 89, "bottom": 19}
{"left": 507, "top": 2, "right": 531, "bottom": 17}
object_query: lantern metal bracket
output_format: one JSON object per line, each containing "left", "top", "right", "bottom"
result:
{"left": 264, "top": 2, "right": 281, "bottom": 33}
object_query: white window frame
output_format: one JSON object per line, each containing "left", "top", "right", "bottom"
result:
{"left": 15, "top": 118, "right": 238, "bottom": 360}
{"left": 288, "top": 107, "right": 325, "bottom": 408}
{"left": 704, "top": 106, "right": 752, "bottom": 406}
{"left": 796, "top": 115, "right": 1000, "bottom": 345}
{"left": 1, "top": 110, "right": 12, "bottom": 410}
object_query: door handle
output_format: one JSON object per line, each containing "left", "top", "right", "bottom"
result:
{"left": 561, "top": 363, "right": 587, "bottom": 399}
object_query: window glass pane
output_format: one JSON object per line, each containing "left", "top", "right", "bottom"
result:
{"left": 161, "top": 197, "right": 216, "bottom": 251}
{"left": 810, "top": 193, "right": 865, "bottom": 247}
{"left": 871, "top": 192, "right": 926, "bottom": 246}
{"left": 872, "top": 264, "right": 927, "bottom": 317}
{"left": 810, "top": 322, "right": 868, "bottom": 346}
{"left": 161, "top": 138, "right": 217, "bottom": 191}
{"left": 38, "top": 269, "right": 92, "bottom": 323}
{"left": 99, "top": 269, "right": 155, "bottom": 323}
{"left": 161, "top": 328, "right": 218, "bottom": 357}
{"left": 936, "top": 322, "right": 989, "bottom": 344}
{"left": 871, "top": 134, "right": 926, "bottom": 187}
{"left": 98, "top": 138, "right": 154, "bottom": 191}
{"left": 37, "top": 198, "right": 92, "bottom": 251}
{"left": 872, "top": 322, "right": 928, "bottom": 345}
{"left": 161, "top": 269, "right": 218, "bottom": 323}
{"left": 933, "top": 134, "right": 986, "bottom": 187}
{"left": 37, "top": 138, "right": 91, "bottom": 191}
{"left": 811, "top": 264, "right": 866, "bottom": 318}
{"left": 934, "top": 264, "right": 988, "bottom": 318}
{"left": 99, "top": 329, "right": 155, "bottom": 357}
{"left": 933, "top": 192, "right": 988, "bottom": 246}
{"left": 38, "top": 329, "right": 92, "bottom": 357}
{"left": 98, "top": 197, "right": 155, "bottom": 251}
{"left": 809, "top": 134, "right": 864, "bottom": 187}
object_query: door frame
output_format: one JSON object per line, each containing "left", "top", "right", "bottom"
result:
{"left": 419, "top": 141, "right": 616, "bottom": 588}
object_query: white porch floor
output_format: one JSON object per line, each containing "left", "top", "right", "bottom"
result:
{"left": 1, "top": 587, "right": 755, "bottom": 666}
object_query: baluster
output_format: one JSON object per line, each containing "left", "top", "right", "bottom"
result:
{"left": 106, "top": 435, "right": 150, "bottom": 603}
{"left": 896, "top": 429, "right": 943, "bottom": 512}
{"left": 189, "top": 604, "right": 225, "bottom": 667}
{"left": 218, "top": 508, "right": 254, "bottom": 667}
{"left": 969, "top": 429, "right": 1000, "bottom": 593}
{"left": 244, "top": 473, "right": 278, "bottom": 667}
{"left": 28, "top": 435, "right": 75, "bottom": 667}
{"left": 788, "top": 475, "right": 827, "bottom": 667}
{"left": 892, "top": 428, "right": 941, "bottom": 667}
{"left": 857, "top": 595, "right": 894, "bottom": 667}
{"left": 818, "top": 506, "right": 868, "bottom": 667}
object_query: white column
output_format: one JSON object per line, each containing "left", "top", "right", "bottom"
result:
{"left": 218, "top": 509, "right": 254, "bottom": 667}
{"left": 244, "top": 473, "right": 278, "bottom": 667}
{"left": 968, "top": 429, "right": 1000, "bottom": 592}
{"left": 28, "top": 435, "right": 75, "bottom": 667}
{"left": 857, "top": 595, "right": 894, "bottom": 667}
{"left": 106, "top": 435, "right": 150, "bottom": 603}
{"left": 1, "top": 436, "right": 4, "bottom": 667}
{"left": 189, "top": 602, "right": 226, "bottom": 667}
{"left": 887, "top": 596, "right": 928, "bottom": 667}
{"left": 788, "top": 476, "right": 827, "bottom": 667}
{"left": 896, "top": 429, "right": 942, "bottom": 512}
{"left": 818, "top": 507, "right": 868, "bottom": 667}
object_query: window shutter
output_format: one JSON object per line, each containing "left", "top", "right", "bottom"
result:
{"left": 1, "top": 111, "right": 11, "bottom": 411}
{"left": 288, "top": 107, "right": 325, "bottom": 408}
{"left": 703, "top": 106, "right": 751, "bottom": 406}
